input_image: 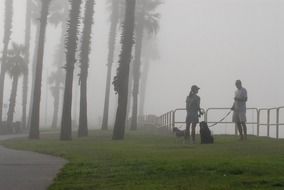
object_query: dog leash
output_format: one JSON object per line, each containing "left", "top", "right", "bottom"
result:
{"left": 207, "top": 110, "right": 232, "bottom": 128}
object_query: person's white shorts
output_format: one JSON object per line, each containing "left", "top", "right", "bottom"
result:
{"left": 232, "top": 111, "right": 246, "bottom": 123}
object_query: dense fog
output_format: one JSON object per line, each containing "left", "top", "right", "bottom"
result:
{"left": 0, "top": 0, "right": 283, "bottom": 129}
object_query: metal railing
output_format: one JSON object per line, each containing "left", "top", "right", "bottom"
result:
{"left": 159, "top": 110, "right": 175, "bottom": 130}
{"left": 159, "top": 106, "right": 284, "bottom": 139}
{"left": 257, "top": 107, "right": 284, "bottom": 139}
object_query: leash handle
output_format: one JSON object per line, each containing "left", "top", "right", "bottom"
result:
{"left": 208, "top": 110, "right": 232, "bottom": 128}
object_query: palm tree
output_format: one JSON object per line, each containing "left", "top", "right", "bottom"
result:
{"left": 28, "top": 0, "right": 68, "bottom": 129}
{"left": 101, "top": 0, "right": 121, "bottom": 130}
{"left": 78, "top": 0, "right": 95, "bottom": 137}
{"left": 6, "top": 43, "right": 27, "bottom": 129}
{"left": 22, "top": 0, "right": 32, "bottom": 130}
{"left": 130, "top": 0, "right": 161, "bottom": 130}
{"left": 27, "top": 0, "right": 42, "bottom": 129}
{"left": 138, "top": 36, "right": 159, "bottom": 118}
{"left": 0, "top": 0, "right": 13, "bottom": 126}
{"left": 112, "top": 0, "right": 136, "bottom": 140}
{"left": 48, "top": 0, "right": 69, "bottom": 129}
{"left": 48, "top": 70, "right": 64, "bottom": 129}
{"left": 126, "top": 60, "right": 134, "bottom": 123}
{"left": 60, "top": 0, "right": 82, "bottom": 141}
{"left": 29, "top": 0, "right": 52, "bottom": 139}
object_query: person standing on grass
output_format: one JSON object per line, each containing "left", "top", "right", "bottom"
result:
{"left": 185, "top": 85, "right": 202, "bottom": 144}
{"left": 231, "top": 80, "right": 248, "bottom": 140}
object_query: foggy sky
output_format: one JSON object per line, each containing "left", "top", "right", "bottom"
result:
{"left": 0, "top": 0, "right": 284, "bottom": 128}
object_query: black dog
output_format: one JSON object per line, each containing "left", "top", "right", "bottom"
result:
{"left": 173, "top": 127, "right": 186, "bottom": 137}
{"left": 199, "top": 121, "right": 214, "bottom": 144}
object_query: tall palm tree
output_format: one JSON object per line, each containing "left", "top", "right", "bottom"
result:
{"left": 126, "top": 59, "right": 134, "bottom": 123}
{"left": 22, "top": 0, "right": 32, "bottom": 130}
{"left": 6, "top": 43, "right": 27, "bottom": 129}
{"left": 48, "top": 70, "right": 64, "bottom": 128}
{"left": 48, "top": 0, "right": 69, "bottom": 129}
{"left": 138, "top": 36, "right": 159, "bottom": 117}
{"left": 28, "top": 0, "right": 68, "bottom": 129}
{"left": 29, "top": 0, "right": 52, "bottom": 139}
{"left": 78, "top": 0, "right": 95, "bottom": 137}
{"left": 112, "top": 0, "right": 136, "bottom": 140}
{"left": 101, "top": 0, "right": 121, "bottom": 131}
{"left": 0, "top": 0, "right": 13, "bottom": 126}
{"left": 60, "top": 0, "right": 82, "bottom": 141}
{"left": 27, "top": 0, "right": 42, "bottom": 129}
{"left": 130, "top": 0, "right": 161, "bottom": 130}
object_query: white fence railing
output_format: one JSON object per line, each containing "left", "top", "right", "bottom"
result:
{"left": 159, "top": 106, "right": 284, "bottom": 139}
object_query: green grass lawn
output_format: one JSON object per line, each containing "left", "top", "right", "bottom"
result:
{"left": 1, "top": 128, "right": 284, "bottom": 190}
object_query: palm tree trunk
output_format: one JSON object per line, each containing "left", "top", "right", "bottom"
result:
{"left": 126, "top": 60, "right": 133, "bottom": 122}
{"left": 22, "top": 74, "right": 28, "bottom": 129}
{"left": 113, "top": 88, "right": 128, "bottom": 139}
{"left": 51, "top": 21, "right": 67, "bottom": 129}
{"left": 27, "top": 23, "right": 40, "bottom": 129}
{"left": 51, "top": 83, "right": 60, "bottom": 129}
{"left": 61, "top": 71, "right": 74, "bottom": 140}
{"left": 29, "top": 0, "right": 51, "bottom": 139}
{"left": 22, "top": 0, "right": 32, "bottom": 129}
{"left": 130, "top": 22, "right": 144, "bottom": 130}
{"left": 72, "top": 82, "right": 78, "bottom": 128}
{"left": 0, "top": 63, "right": 7, "bottom": 126}
{"left": 60, "top": 0, "right": 82, "bottom": 141}
{"left": 138, "top": 59, "right": 149, "bottom": 117}
{"left": 0, "top": 0, "right": 13, "bottom": 125}
{"left": 130, "top": 79, "right": 138, "bottom": 130}
{"left": 78, "top": 0, "right": 95, "bottom": 137}
{"left": 112, "top": 0, "right": 136, "bottom": 140}
{"left": 7, "top": 75, "right": 19, "bottom": 129}
{"left": 101, "top": 0, "right": 119, "bottom": 131}
{"left": 101, "top": 63, "right": 113, "bottom": 130}
{"left": 78, "top": 76, "right": 88, "bottom": 136}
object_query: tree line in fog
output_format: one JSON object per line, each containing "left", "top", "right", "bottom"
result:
{"left": 0, "top": 0, "right": 162, "bottom": 140}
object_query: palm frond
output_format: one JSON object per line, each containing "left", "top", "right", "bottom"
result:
{"left": 31, "top": 0, "right": 41, "bottom": 23}
{"left": 144, "top": 12, "right": 160, "bottom": 34}
{"left": 6, "top": 42, "right": 27, "bottom": 78}
{"left": 48, "top": 69, "right": 65, "bottom": 85}
{"left": 48, "top": 11, "right": 66, "bottom": 26}
{"left": 48, "top": 0, "right": 69, "bottom": 26}
{"left": 134, "top": 0, "right": 162, "bottom": 37}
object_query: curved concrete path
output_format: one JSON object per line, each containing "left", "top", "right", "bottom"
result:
{"left": 0, "top": 134, "right": 67, "bottom": 190}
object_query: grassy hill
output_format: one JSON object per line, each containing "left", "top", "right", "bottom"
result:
{"left": 2, "top": 129, "right": 284, "bottom": 190}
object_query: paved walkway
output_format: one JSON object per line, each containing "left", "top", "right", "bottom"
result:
{"left": 0, "top": 134, "right": 67, "bottom": 190}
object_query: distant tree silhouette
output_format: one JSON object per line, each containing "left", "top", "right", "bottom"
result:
{"left": 48, "top": 70, "right": 64, "bottom": 129}
{"left": 138, "top": 36, "right": 159, "bottom": 117}
{"left": 29, "top": 0, "right": 52, "bottom": 139}
{"left": 78, "top": 0, "right": 95, "bottom": 137}
{"left": 60, "top": 0, "right": 82, "bottom": 141}
{"left": 0, "top": 0, "right": 13, "bottom": 126}
{"left": 27, "top": 0, "right": 42, "bottom": 129}
{"left": 48, "top": 0, "right": 69, "bottom": 129}
{"left": 22, "top": 0, "right": 32, "bottom": 129}
{"left": 112, "top": 0, "right": 136, "bottom": 140}
{"left": 130, "top": 0, "right": 161, "bottom": 130}
{"left": 101, "top": 0, "right": 122, "bottom": 130}
{"left": 6, "top": 43, "right": 27, "bottom": 129}
{"left": 28, "top": 0, "right": 68, "bottom": 129}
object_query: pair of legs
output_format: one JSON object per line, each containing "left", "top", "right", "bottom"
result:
{"left": 233, "top": 111, "right": 247, "bottom": 140}
{"left": 236, "top": 122, "right": 247, "bottom": 140}
{"left": 185, "top": 122, "right": 197, "bottom": 143}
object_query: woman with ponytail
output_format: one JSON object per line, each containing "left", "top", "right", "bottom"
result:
{"left": 185, "top": 85, "right": 202, "bottom": 144}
